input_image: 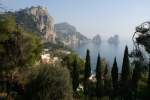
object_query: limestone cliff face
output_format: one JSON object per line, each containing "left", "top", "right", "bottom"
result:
{"left": 54, "top": 22, "right": 88, "bottom": 47}
{"left": 20, "top": 6, "right": 56, "bottom": 43}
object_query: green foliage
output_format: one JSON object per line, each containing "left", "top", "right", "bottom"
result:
{"left": 111, "top": 57, "right": 118, "bottom": 92}
{"left": 84, "top": 49, "right": 91, "bottom": 79}
{"left": 84, "top": 49, "right": 91, "bottom": 95}
{"left": 0, "top": 14, "right": 42, "bottom": 72}
{"left": 121, "top": 46, "right": 131, "bottom": 81}
{"left": 23, "top": 64, "right": 73, "bottom": 100}
{"left": 63, "top": 53, "right": 84, "bottom": 74}
{"left": 96, "top": 54, "right": 101, "bottom": 82}
{"left": 72, "top": 58, "right": 80, "bottom": 92}
{"left": 148, "top": 61, "right": 150, "bottom": 85}
{"left": 120, "top": 46, "right": 132, "bottom": 100}
{"left": 103, "top": 64, "right": 111, "bottom": 96}
{"left": 62, "top": 53, "right": 85, "bottom": 97}
{"left": 0, "top": 14, "right": 16, "bottom": 33}
{"left": 96, "top": 53, "right": 103, "bottom": 98}
{"left": 43, "top": 42, "right": 71, "bottom": 51}
{"left": 1, "top": 13, "right": 150, "bottom": 100}
{"left": 132, "top": 61, "right": 141, "bottom": 92}
{"left": 19, "top": 31, "right": 42, "bottom": 67}
{"left": 139, "top": 62, "right": 150, "bottom": 100}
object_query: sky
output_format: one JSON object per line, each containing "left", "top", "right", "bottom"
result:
{"left": 1, "top": 0, "right": 150, "bottom": 40}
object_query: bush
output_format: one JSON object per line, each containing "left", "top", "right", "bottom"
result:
{"left": 23, "top": 64, "right": 73, "bottom": 100}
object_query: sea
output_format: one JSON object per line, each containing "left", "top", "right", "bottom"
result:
{"left": 74, "top": 40, "right": 134, "bottom": 73}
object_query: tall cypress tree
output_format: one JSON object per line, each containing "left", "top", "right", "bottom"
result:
{"left": 96, "top": 53, "right": 102, "bottom": 98}
{"left": 121, "top": 46, "right": 131, "bottom": 81}
{"left": 84, "top": 49, "right": 91, "bottom": 95}
{"left": 111, "top": 57, "right": 118, "bottom": 94}
{"left": 120, "top": 46, "right": 131, "bottom": 100}
{"left": 72, "top": 57, "right": 79, "bottom": 92}
{"left": 104, "top": 64, "right": 111, "bottom": 97}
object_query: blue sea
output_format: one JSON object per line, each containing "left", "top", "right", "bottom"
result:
{"left": 74, "top": 40, "right": 133, "bottom": 73}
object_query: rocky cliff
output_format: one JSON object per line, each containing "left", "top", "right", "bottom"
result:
{"left": 54, "top": 22, "right": 88, "bottom": 47}
{"left": 16, "top": 6, "right": 55, "bottom": 43}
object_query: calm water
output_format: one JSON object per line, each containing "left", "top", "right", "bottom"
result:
{"left": 74, "top": 40, "right": 133, "bottom": 73}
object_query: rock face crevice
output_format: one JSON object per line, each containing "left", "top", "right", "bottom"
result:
{"left": 27, "top": 6, "right": 55, "bottom": 43}
{"left": 16, "top": 6, "right": 56, "bottom": 43}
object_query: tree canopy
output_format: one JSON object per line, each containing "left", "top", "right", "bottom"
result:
{"left": 23, "top": 64, "right": 73, "bottom": 100}
{"left": 0, "top": 14, "right": 42, "bottom": 72}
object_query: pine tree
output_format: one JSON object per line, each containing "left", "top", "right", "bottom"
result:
{"left": 84, "top": 49, "right": 91, "bottom": 95}
{"left": 96, "top": 53, "right": 102, "bottom": 98}
{"left": 120, "top": 46, "right": 131, "bottom": 100}
{"left": 72, "top": 58, "right": 79, "bottom": 92}
{"left": 111, "top": 57, "right": 118, "bottom": 97}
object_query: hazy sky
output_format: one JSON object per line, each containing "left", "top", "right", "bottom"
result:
{"left": 1, "top": 0, "right": 150, "bottom": 40}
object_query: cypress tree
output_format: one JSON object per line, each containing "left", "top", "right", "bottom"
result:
{"left": 72, "top": 58, "right": 79, "bottom": 92}
{"left": 84, "top": 49, "right": 91, "bottom": 95}
{"left": 104, "top": 64, "right": 111, "bottom": 97}
{"left": 121, "top": 46, "right": 131, "bottom": 81}
{"left": 111, "top": 57, "right": 118, "bottom": 96}
{"left": 96, "top": 53, "right": 102, "bottom": 99}
{"left": 120, "top": 46, "right": 131, "bottom": 100}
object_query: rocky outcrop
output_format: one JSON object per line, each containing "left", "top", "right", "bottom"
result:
{"left": 16, "top": 6, "right": 56, "bottom": 43}
{"left": 54, "top": 22, "right": 88, "bottom": 47}
{"left": 108, "top": 35, "right": 119, "bottom": 44}
{"left": 54, "top": 22, "right": 76, "bottom": 35}
{"left": 92, "top": 34, "right": 101, "bottom": 44}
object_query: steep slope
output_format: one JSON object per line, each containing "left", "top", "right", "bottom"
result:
{"left": 15, "top": 6, "right": 56, "bottom": 43}
{"left": 54, "top": 22, "right": 89, "bottom": 47}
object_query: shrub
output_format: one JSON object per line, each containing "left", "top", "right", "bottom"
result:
{"left": 23, "top": 64, "right": 73, "bottom": 100}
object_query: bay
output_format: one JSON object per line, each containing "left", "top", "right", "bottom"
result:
{"left": 74, "top": 40, "right": 133, "bottom": 73}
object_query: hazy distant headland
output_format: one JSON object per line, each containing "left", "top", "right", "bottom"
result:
{"left": 108, "top": 34, "right": 119, "bottom": 44}
{"left": 54, "top": 22, "right": 89, "bottom": 47}
{"left": 92, "top": 34, "right": 102, "bottom": 44}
